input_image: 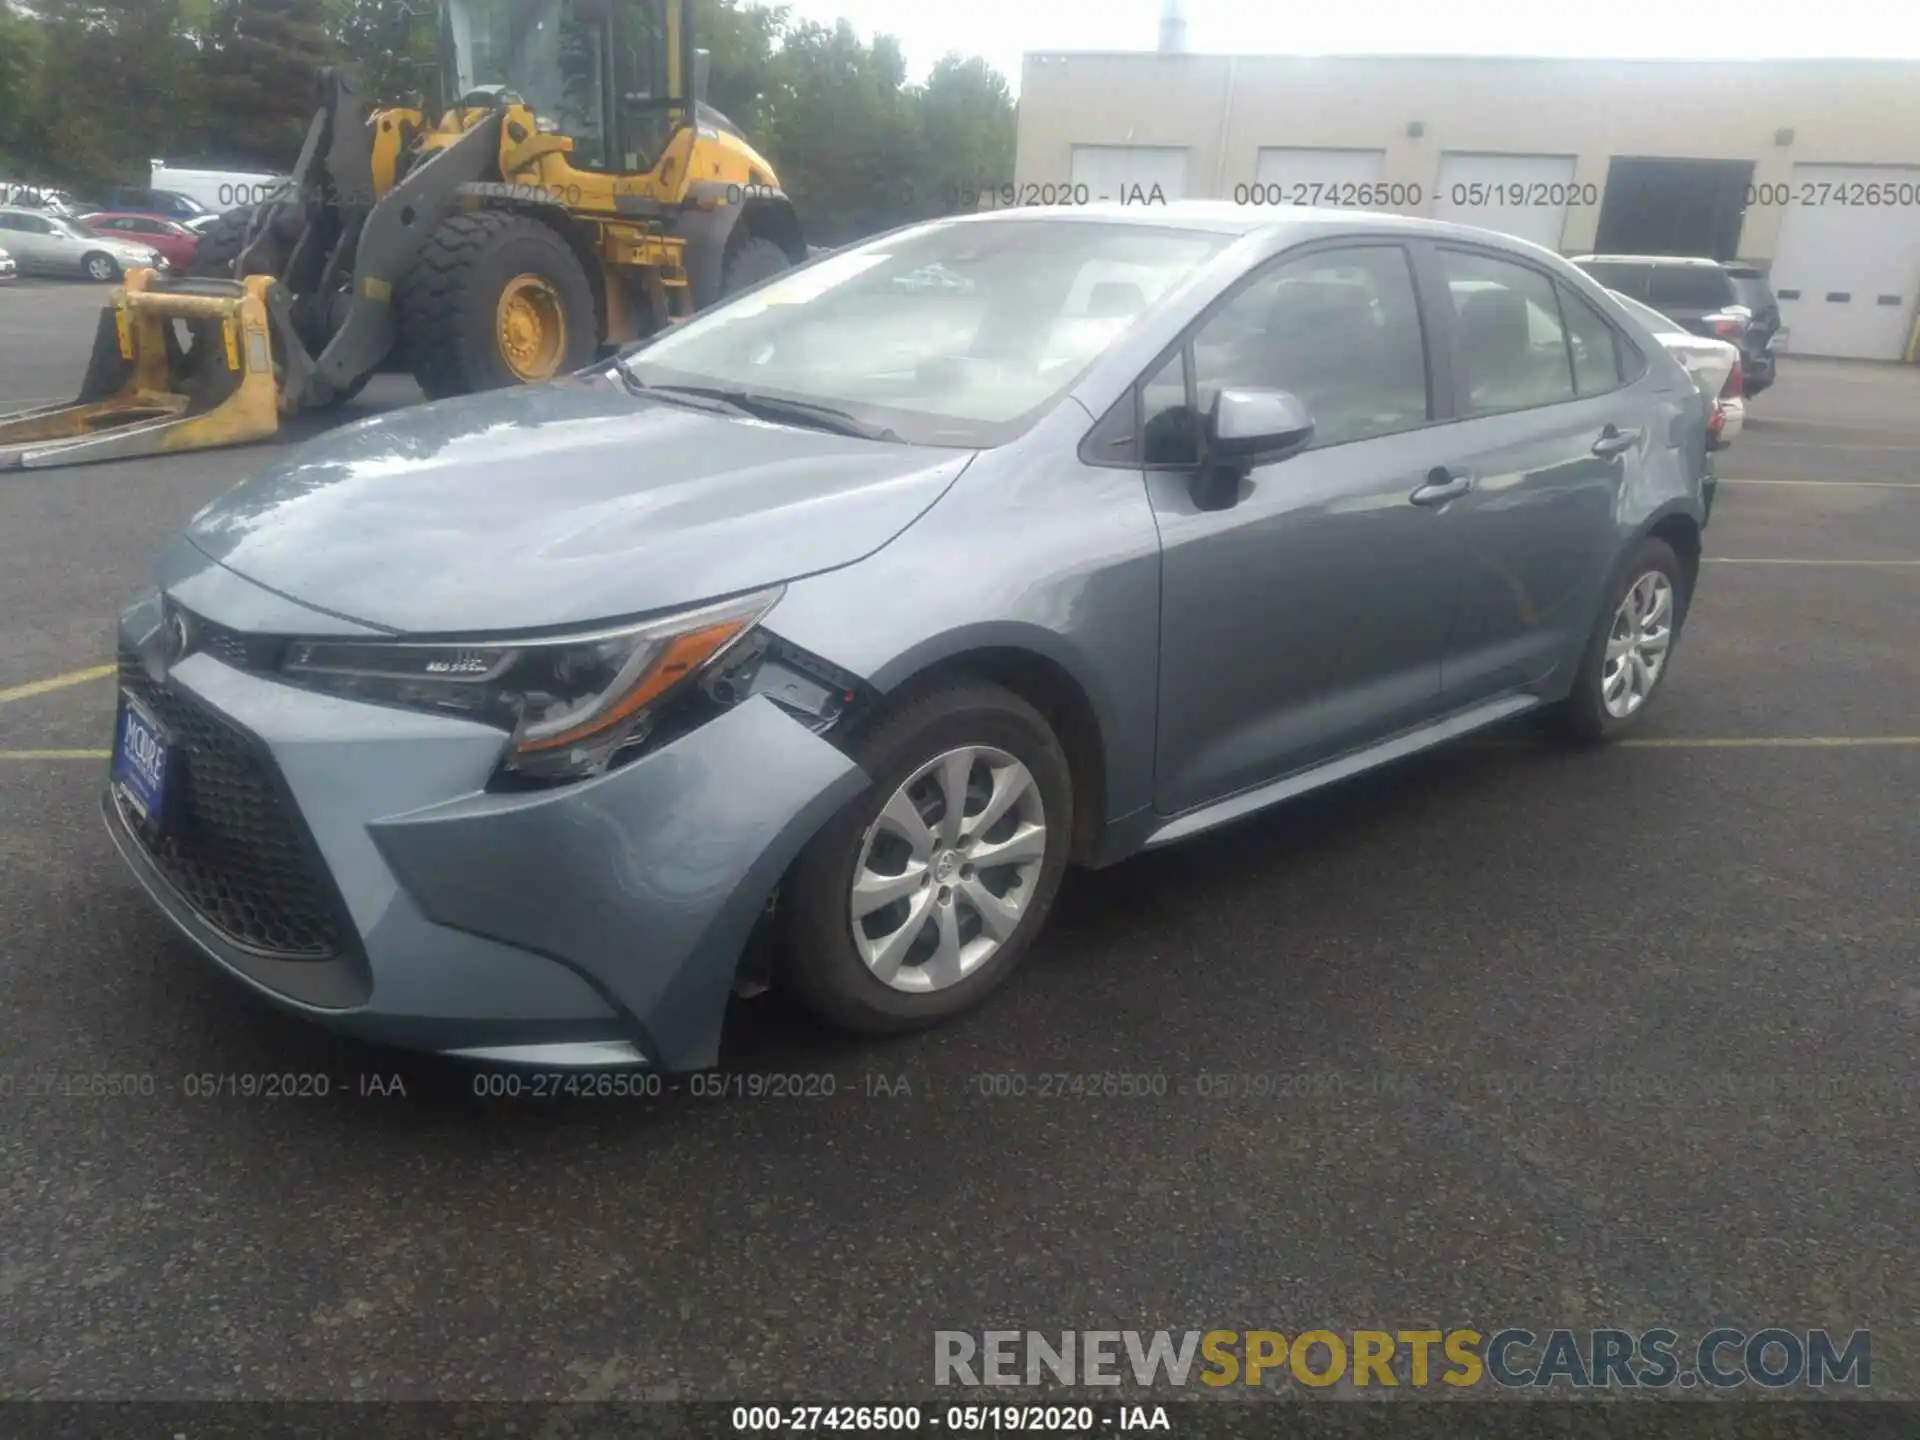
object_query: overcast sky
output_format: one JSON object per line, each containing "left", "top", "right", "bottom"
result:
{"left": 778, "top": 0, "right": 1920, "bottom": 92}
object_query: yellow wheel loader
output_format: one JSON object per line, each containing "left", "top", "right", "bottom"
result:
{"left": 0, "top": 0, "right": 804, "bottom": 470}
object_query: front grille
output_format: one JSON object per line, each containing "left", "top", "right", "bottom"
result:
{"left": 116, "top": 649, "right": 347, "bottom": 960}
{"left": 179, "top": 609, "right": 283, "bottom": 673}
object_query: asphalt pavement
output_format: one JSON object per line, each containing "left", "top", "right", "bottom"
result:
{"left": 0, "top": 276, "right": 1915, "bottom": 1402}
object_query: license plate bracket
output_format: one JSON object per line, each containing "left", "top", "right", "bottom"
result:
{"left": 112, "top": 691, "right": 172, "bottom": 830}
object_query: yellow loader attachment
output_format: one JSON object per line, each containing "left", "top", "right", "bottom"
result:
{"left": 0, "top": 271, "right": 286, "bottom": 472}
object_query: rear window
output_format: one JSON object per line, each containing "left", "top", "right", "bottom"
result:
{"left": 1646, "top": 264, "right": 1736, "bottom": 311}
{"left": 1577, "top": 261, "right": 1652, "bottom": 300}
{"left": 1726, "top": 270, "right": 1776, "bottom": 313}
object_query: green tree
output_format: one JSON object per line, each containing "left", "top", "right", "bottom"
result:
{"left": 695, "top": 0, "right": 786, "bottom": 137}
{"left": 0, "top": 2, "right": 46, "bottom": 175}
{"left": 201, "top": 0, "right": 343, "bottom": 169}
{"left": 327, "top": 0, "right": 441, "bottom": 108}
{"left": 756, "top": 18, "right": 924, "bottom": 245}
{"left": 6, "top": 0, "right": 204, "bottom": 193}
{"left": 911, "top": 54, "right": 1016, "bottom": 219}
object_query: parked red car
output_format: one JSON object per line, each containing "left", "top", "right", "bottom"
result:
{"left": 76, "top": 213, "right": 199, "bottom": 270}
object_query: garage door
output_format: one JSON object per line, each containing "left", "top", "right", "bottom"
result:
{"left": 1251, "top": 147, "right": 1386, "bottom": 207}
{"left": 1069, "top": 146, "right": 1189, "bottom": 203}
{"left": 1432, "top": 153, "right": 1581, "bottom": 250}
{"left": 1768, "top": 164, "right": 1920, "bottom": 360}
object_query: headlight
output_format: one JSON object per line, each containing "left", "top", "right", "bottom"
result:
{"left": 279, "top": 587, "right": 783, "bottom": 781}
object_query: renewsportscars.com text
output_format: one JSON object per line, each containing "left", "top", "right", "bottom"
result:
{"left": 934, "top": 1328, "right": 1869, "bottom": 1390}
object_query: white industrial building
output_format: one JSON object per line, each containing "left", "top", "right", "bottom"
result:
{"left": 1014, "top": 25, "right": 1920, "bottom": 360}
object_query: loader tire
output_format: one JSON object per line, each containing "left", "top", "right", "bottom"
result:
{"left": 396, "top": 210, "right": 597, "bottom": 400}
{"left": 720, "top": 234, "right": 791, "bottom": 297}
{"left": 187, "top": 207, "right": 256, "bottom": 279}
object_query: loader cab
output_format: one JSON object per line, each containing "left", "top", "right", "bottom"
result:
{"left": 437, "top": 0, "right": 690, "bottom": 176}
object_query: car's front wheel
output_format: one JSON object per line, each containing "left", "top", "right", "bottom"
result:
{"left": 82, "top": 252, "right": 120, "bottom": 282}
{"left": 1552, "top": 536, "right": 1689, "bottom": 744}
{"left": 779, "top": 679, "right": 1073, "bottom": 1034}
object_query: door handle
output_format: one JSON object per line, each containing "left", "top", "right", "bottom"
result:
{"left": 1409, "top": 468, "right": 1471, "bottom": 507}
{"left": 1592, "top": 425, "right": 1641, "bottom": 458}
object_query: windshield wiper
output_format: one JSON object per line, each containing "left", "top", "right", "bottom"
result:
{"left": 613, "top": 369, "right": 748, "bottom": 416}
{"left": 631, "top": 381, "right": 901, "bottom": 442}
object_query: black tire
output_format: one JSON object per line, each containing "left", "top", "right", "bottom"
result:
{"left": 186, "top": 207, "right": 256, "bottom": 279}
{"left": 81, "top": 252, "right": 120, "bottom": 283}
{"left": 1550, "top": 536, "right": 1689, "bottom": 745}
{"left": 779, "top": 680, "right": 1074, "bottom": 1035}
{"left": 719, "top": 233, "right": 791, "bottom": 298}
{"left": 395, "top": 210, "right": 597, "bottom": 400}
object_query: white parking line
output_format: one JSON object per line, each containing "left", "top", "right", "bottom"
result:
{"left": 1703, "top": 558, "right": 1920, "bottom": 567}
{"left": 1738, "top": 440, "right": 1920, "bottom": 453}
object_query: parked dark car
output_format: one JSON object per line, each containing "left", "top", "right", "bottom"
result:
{"left": 106, "top": 205, "right": 1712, "bottom": 1071}
{"left": 102, "top": 187, "right": 213, "bottom": 224}
{"left": 1570, "top": 255, "right": 1778, "bottom": 395}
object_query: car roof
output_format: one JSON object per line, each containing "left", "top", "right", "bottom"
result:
{"left": 933, "top": 200, "right": 1578, "bottom": 252}
{"left": 1570, "top": 254, "right": 1726, "bottom": 268}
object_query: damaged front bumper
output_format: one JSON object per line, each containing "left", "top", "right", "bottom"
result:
{"left": 103, "top": 588, "right": 867, "bottom": 1071}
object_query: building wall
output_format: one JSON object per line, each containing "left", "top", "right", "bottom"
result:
{"left": 1015, "top": 55, "right": 1920, "bottom": 261}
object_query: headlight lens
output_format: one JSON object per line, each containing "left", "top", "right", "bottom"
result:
{"left": 279, "top": 587, "right": 782, "bottom": 781}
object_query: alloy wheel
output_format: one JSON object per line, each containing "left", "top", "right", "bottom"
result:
{"left": 1601, "top": 570, "right": 1675, "bottom": 719}
{"left": 87, "top": 256, "right": 116, "bottom": 281}
{"left": 849, "top": 745, "right": 1049, "bottom": 993}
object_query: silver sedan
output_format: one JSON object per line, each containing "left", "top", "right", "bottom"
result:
{"left": 0, "top": 206, "right": 167, "bottom": 281}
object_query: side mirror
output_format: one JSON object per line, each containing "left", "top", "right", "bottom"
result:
{"left": 1208, "top": 387, "right": 1314, "bottom": 465}
{"left": 1192, "top": 389, "right": 1313, "bottom": 510}
{"left": 693, "top": 49, "right": 712, "bottom": 106}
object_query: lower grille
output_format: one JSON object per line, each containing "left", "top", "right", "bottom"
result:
{"left": 116, "top": 650, "right": 347, "bottom": 960}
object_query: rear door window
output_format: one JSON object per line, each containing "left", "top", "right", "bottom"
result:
{"left": 1438, "top": 248, "right": 1576, "bottom": 414}
{"left": 1556, "top": 283, "right": 1626, "bottom": 395}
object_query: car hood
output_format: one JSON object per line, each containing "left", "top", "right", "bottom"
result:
{"left": 185, "top": 371, "right": 975, "bottom": 635}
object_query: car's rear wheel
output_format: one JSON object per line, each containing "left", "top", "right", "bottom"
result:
{"left": 779, "top": 680, "right": 1073, "bottom": 1034}
{"left": 1551, "top": 536, "right": 1688, "bottom": 744}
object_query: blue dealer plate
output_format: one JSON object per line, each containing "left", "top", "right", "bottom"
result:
{"left": 112, "top": 691, "right": 171, "bottom": 827}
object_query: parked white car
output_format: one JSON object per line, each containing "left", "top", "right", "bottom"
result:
{"left": 0, "top": 245, "right": 16, "bottom": 283}
{"left": 1607, "top": 288, "right": 1743, "bottom": 448}
{"left": 0, "top": 206, "right": 168, "bottom": 281}
{"left": 149, "top": 161, "right": 286, "bottom": 217}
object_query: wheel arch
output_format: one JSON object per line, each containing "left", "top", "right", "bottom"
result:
{"left": 1646, "top": 508, "right": 1703, "bottom": 609}
{"left": 852, "top": 636, "right": 1113, "bottom": 867}
{"left": 674, "top": 195, "right": 806, "bottom": 309}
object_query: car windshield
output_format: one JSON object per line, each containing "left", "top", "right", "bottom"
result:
{"left": 620, "top": 219, "right": 1231, "bottom": 447}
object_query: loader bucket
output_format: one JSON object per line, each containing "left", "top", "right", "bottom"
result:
{"left": 0, "top": 271, "right": 286, "bottom": 471}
